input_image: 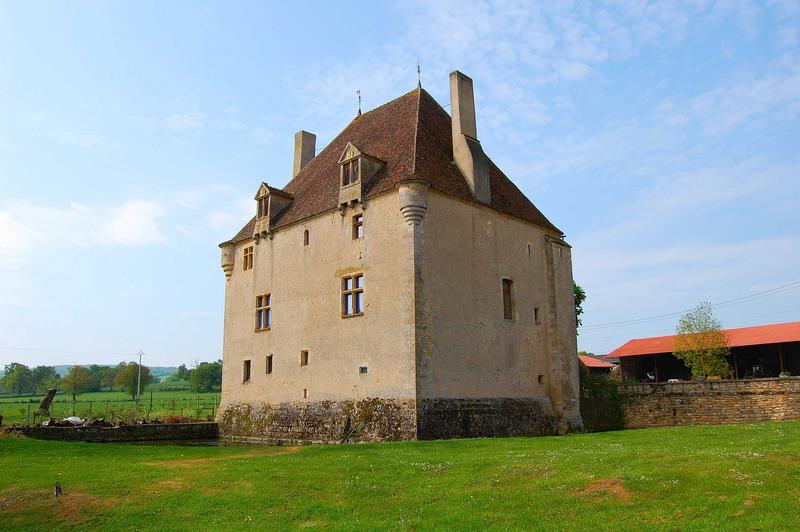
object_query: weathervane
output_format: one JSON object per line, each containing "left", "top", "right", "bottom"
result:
{"left": 357, "top": 89, "right": 362, "bottom": 117}
{"left": 417, "top": 59, "right": 422, "bottom": 88}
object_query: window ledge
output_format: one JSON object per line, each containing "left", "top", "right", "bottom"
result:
{"left": 342, "top": 313, "right": 364, "bottom": 319}
{"left": 255, "top": 327, "right": 271, "bottom": 333}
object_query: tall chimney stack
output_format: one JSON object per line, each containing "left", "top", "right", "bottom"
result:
{"left": 293, "top": 130, "right": 316, "bottom": 177}
{"left": 449, "top": 71, "right": 490, "bottom": 203}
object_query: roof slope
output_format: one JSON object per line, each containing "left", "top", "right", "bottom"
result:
{"left": 608, "top": 321, "right": 800, "bottom": 359}
{"left": 578, "top": 354, "right": 616, "bottom": 368}
{"left": 225, "top": 88, "right": 559, "bottom": 244}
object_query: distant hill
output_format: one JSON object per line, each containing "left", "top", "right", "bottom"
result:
{"left": 53, "top": 365, "right": 178, "bottom": 381}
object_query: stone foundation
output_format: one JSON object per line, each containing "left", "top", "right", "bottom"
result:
{"left": 416, "top": 398, "right": 557, "bottom": 440}
{"left": 217, "top": 398, "right": 417, "bottom": 444}
{"left": 620, "top": 378, "right": 800, "bottom": 428}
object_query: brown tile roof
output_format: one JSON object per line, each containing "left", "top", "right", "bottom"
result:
{"left": 223, "top": 88, "right": 560, "bottom": 245}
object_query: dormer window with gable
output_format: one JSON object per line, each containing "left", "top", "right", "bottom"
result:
{"left": 253, "top": 182, "right": 294, "bottom": 241}
{"left": 338, "top": 142, "right": 384, "bottom": 213}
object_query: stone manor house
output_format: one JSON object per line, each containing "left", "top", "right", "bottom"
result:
{"left": 217, "top": 71, "right": 582, "bottom": 442}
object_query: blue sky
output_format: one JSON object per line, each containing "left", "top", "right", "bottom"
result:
{"left": 1, "top": 1, "right": 799, "bottom": 367}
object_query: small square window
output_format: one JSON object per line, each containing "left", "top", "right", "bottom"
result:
{"left": 352, "top": 213, "right": 363, "bottom": 239}
{"left": 300, "top": 350, "right": 309, "bottom": 367}
{"left": 359, "top": 366, "right": 368, "bottom": 374}
{"left": 242, "top": 360, "right": 251, "bottom": 383}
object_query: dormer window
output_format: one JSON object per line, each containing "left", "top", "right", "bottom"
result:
{"left": 342, "top": 159, "right": 360, "bottom": 186}
{"left": 337, "top": 142, "right": 385, "bottom": 212}
{"left": 257, "top": 196, "right": 268, "bottom": 219}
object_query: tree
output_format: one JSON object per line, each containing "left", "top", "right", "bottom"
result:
{"left": 574, "top": 282, "right": 587, "bottom": 332}
{"left": 87, "top": 365, "right": 106, "bottom": 392}
{"left": 2, "top": 363, "right": 33, "bottom": 396}
{"left": 59, "top": 366, "right": 94, "bottom": 402}
{"left": 113, "top": 362, "right": 155, "bottom": 400}
{"left": 31, "top": 366, "right": 57, "bottom": 391}
{"left": 36, "top": 374, "right": 60, "bottom": 394}
{"left": 674, "top": 302, "right": 731, "bottom": 379}
{"left": 175, "top": 364, "right": 189, "bottom": 381}
{"left": 189, "top": 361, "right": 222, "bottom": 393}
{"left": 101, "top": 362, "right": 126, "bottom": 391}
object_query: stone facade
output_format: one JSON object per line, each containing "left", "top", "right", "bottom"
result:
{"left": 620, "top": 378, "right": 800, "bottom": 428}
{"left": 217, "top": 72, "right": 581, "bottom": 443}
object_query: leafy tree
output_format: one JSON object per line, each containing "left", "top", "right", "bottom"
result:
{"left": 674, "top": 302, "right": 731, "bottom": 379}
{"left": 87, "top": 364, "right": 106, "bottom": 392}
{"left": 2, "top": 363, "right": 33, "bottom": 395}
{"left": 36, "top": 374, "right": 60, "bottom": 394}
{"left": 175, "top": 364, "right": 189, "bottom": 381}
{"left": 31, "top": 366, "right": 57, "bottom": 391}
{"left": 189, "top": 361, "right": 222, "bottom": 393}
{"left": 59, "top": 366, "right": 95, "bottom": 401}
{"left": 573, "top": 282, "right": 587, "bottom": 332}
{"left": 113, "top": 362, "right": 155, "bottom": 400}
{"left": 101, "top": 362, "right": 126, "bottom": 391}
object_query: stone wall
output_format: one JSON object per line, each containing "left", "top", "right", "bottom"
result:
{"left": 416, "top": 398, "right": 557, "bottom": 440}
{"left": 218, "top": 398, "right": 416, "bottom": 444}
{"left": 12, "top": 422, "right": 218, "bottom": 443}
{"left": 620, "top": 378, "right": 800, "bottom": 428}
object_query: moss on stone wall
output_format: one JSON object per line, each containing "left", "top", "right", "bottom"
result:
{"left": 579, "top": 367, "right": 625, "bottom": 432}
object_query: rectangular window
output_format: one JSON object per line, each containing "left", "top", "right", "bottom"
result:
{"left": 352, "top": 213, "right": 363, "bottom": 239}
{"left": 300, "top": 350, "right": 309, "bottom": 367}
{"left": 302, "top": 388, "right": 308, "bottom": 399}
{"left": 342, "top": 160, "right": 359, "bottom": 186}
{"left": 359, "top": 366, "right": 368, "bottom": 374}
{"left": 257, "top": 197, "right": 268, "bottom": 219}
{"left": 342, "top": 274, "right": 364, "bottom": 317}
{"left": 255, "top": 293, "right": 271, "bottom": 331}
{"left": 242, "top": 360, "right": 251, "bottom": 383}
{"left": 534, "top": 307, "right": 541, "bottom": 324}
{"left": 266, "top": 354, "right": 273, "bottom": 375}
{"left": 502, "top": 279, "right": 514, "bottom": 320}
{"left": 243, "top": 246, "right": 254, "bottom": 271}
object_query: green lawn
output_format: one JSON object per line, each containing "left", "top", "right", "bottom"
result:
{"left": 1, "top": 421, "right": 799, "bottom": 530}
{"left": 0, "top": 390, "right": 220, "bottom": 424}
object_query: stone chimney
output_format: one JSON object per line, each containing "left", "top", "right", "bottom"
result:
{"left": 293, "top": 130, "right": 316, "bottom": 177}
{"left": 449, "top": 71, "right": 490, "bottom": 204}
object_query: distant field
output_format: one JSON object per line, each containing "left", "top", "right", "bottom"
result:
{"left": 0, "top": 390, "right": 220, "bottom": 424}
{"left": 1, "top": 421, "right": 799, "bottom": 530}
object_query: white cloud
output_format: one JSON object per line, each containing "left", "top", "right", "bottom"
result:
{"left": 0, "top": 199, "right": 168, "bottom": 273}
{"left": 99, "top": 200, "right": 166, "bottom": 245}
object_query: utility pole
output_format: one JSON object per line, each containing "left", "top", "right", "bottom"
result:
{"left": 136, "top": 350, "right": 144, "bottom": 404}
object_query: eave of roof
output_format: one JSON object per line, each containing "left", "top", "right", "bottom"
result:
{"left": 608, "top": 321, "right": 800, "bottom": 358}
{"left": 578, "top": 354, "right": 616, "bottom": 368}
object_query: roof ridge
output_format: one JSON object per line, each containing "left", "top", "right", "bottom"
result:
{"left": 410, "top": 87, "right": 422, "bottom": 176}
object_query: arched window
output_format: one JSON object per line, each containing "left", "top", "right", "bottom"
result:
{"left": 303, "top": 229, "right": 309, "bottom": 246}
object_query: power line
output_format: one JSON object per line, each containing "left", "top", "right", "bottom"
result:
{"left": 579, "top": 280, "right": 800, "bottom": 330}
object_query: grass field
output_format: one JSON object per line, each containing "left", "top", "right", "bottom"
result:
{"left": 1, "top": 421, "right": 799, "bottom": 530}
{"left": 0, "top": 390, "right": 220, "bottom": 424}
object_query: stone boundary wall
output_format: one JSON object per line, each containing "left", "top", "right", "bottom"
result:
{"left": 10, "top": 422, "right": 219, "bottom": 443}
{"left": 619, "top": 378, "right": 800, "bottom": 428}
